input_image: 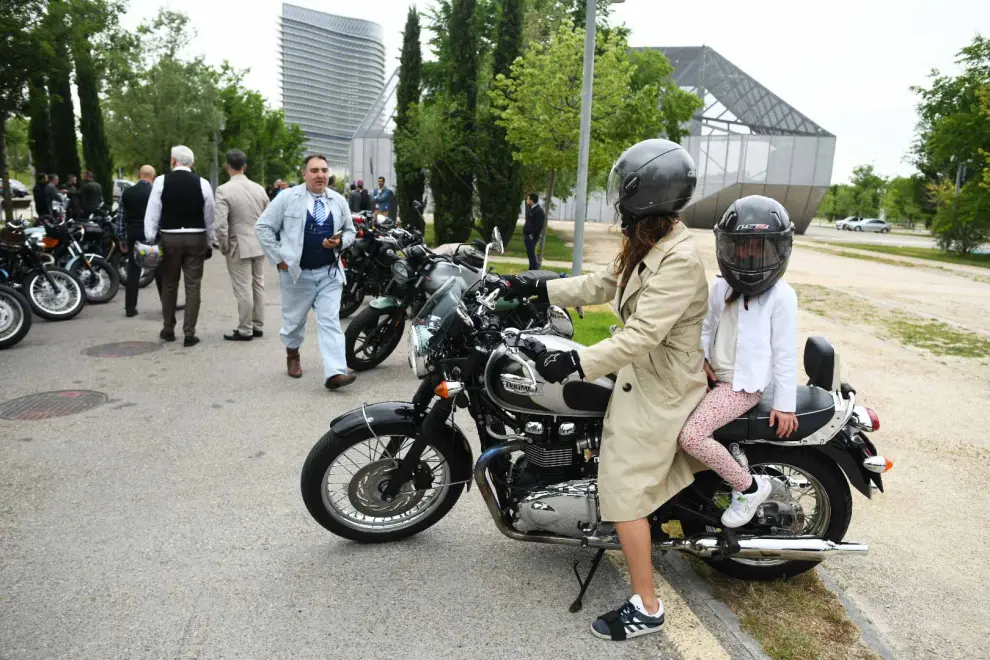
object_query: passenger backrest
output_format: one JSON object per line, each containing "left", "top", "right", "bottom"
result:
{"left": 804, "top": 336, "right": 837, "bottom": 391}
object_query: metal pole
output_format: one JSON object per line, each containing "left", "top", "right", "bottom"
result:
{"left": 571, "top": 0, "right": 597, "bottom": 276}
{"left": 211, "top": 128, "right": 219, "bottom": 191}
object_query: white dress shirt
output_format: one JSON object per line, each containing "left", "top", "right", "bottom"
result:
{"left": 700, "top": 277, "right": 799, "bottom": 412}
{"left": 144, "top": 166, "right": 216, "bottom": 243}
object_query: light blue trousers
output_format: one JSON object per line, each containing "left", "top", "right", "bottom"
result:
{"left": 279, "top": 268, "right": 346, "bottom": 379}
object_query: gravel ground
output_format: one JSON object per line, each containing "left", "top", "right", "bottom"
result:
{"left": 565, "top": 221, "right": 990, "bottom": 659}
{"left": 0, "top": 261, "right": 740, "bottom": 659}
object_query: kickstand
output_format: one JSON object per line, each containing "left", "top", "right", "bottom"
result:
{"left": 569, "top": 548, "right": 606, "bottom": 613}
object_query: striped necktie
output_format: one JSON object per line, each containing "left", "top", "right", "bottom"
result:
{"left": 313, "top": 197, "right": 327, "bottom": 225}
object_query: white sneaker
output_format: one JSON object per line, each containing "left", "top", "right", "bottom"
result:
{"left": 721, "top": 476, "right": 773, "bottom": 528}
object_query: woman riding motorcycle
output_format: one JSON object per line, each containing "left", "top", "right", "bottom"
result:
{"left": 502, "top": 138, "right": 709, "bottom": 640}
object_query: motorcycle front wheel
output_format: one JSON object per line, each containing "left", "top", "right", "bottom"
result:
{"left": 344, "top": 305, "right": 405, "bottom": 371}
{"left": 0, "top": 285, "right": 32, "bottom": 349}
{"left": 681, "top": 446, "right": 852, "bottom": 581}
{"left": 69, "top": 255, "right": 120, "bottom": 304}
{"left": 23, "top": 268, "right": 85, "bottom": 321}
{"left": 301, "top": 426, "right": 467, "bottom": 543}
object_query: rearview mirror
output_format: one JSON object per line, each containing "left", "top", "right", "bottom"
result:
{"left": 547, "top": 305, "right": 574, "bottom": 339}
{"left": 492, "top": 227, "right": 504, "bottom": 255}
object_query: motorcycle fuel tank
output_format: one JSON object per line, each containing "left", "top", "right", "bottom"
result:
{"left": 422, "top": 261, "right": 482, "bottom": 295}
{"left": 484, "top": 334, "right": 614, "bottom": 418}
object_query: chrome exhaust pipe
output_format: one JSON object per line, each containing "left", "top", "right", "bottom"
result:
{"left": 659, "top": 536, "right": 868, "bottom": 561}
{"left": 474, "top": 441, "right": 868, "bottom": 559}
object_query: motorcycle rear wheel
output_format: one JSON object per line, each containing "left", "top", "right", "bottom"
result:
{"left": 680, "top": 446, "right": 852, "bottom": 581}
{"left": 301, "top": 427, "right": 466, "bottom": 543}
{"left": 344, "top": 305, "right": 405, "bottom": 371}
{"left": 69, "top": 255, "right": 120, "bottom": 304}
{"left": 338, "top": 278, "right": 365, "bottom": 319}
{"left": 0, "top": 285, "right": 32, "bottom": 349}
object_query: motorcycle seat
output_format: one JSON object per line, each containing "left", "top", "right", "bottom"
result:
{"left": 713, "top": 385, "right": 835, "bottom": 443}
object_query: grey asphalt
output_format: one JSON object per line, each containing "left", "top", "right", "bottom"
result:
{"left": 0, "top": 263, "right": 738, "bottom": 659}
{"left": 800, "top": 224, "right": 937, "bottom": 248}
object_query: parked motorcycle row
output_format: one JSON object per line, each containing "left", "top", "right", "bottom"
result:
{"left": 302, "top": 228, "right": 891, "bottom": 603}
{"left": 0, "top": 201, "right": 150, "bottom": 350}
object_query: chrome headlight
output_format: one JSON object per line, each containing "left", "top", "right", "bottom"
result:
{"left": 407, "top": 324, "right": 431, "bottom": 379}
{"left": 391, "top": 259, "right": 412, "bottom": 285}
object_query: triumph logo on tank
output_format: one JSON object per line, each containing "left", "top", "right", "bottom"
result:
{"left": 501, "top": 375, "right": 543, "bottom": 396}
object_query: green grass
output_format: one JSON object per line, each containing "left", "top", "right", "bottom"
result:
{"left": 423, "top": 224, "right": 572, "bottom": 262}
{"left": 825, "top": 242, "right": 990, "bottom": 269}
{"left": 885, "top": 317, "right": 990, "bottom": 358}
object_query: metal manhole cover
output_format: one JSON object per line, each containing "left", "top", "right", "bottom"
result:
{"left": 0, "top": 390, "right": 108, "bottom": 421}
{"left": 82, "top": 341, "right": 162, "bottom": 357}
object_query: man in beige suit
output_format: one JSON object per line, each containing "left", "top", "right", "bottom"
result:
{"left": 214, "top": 149, "right": 270, "bottom": 341}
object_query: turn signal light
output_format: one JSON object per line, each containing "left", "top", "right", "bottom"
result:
{"left": 41, "top": 237, "right": 59, "bottom": 248}
{"left": 863, "top": 455, "right": 894, "bottom": 474}
{"left": 434, "top": 381, "right": 464, "bottom": 399}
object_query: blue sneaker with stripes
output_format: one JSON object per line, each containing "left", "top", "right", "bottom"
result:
{"left": 591, "top": 594, "right": 665, "bottom": 641}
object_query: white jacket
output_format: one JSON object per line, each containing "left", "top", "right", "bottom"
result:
{"left": 701, "top": 277, "right": 798, "bottom": 412}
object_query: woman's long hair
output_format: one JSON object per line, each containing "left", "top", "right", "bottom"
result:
{"left": 613, "top": 215, "right": 676, "bottom": 287}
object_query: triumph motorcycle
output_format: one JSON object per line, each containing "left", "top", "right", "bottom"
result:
{"left": 0, "top": 284, "right": 32, "bottom": 349}
{"left": 0, "top": 219, "right": 86, "bottom": 321}
{"left": 302, "top": 231, "right": 890, "bottom": 608}
{"left": 26, "top": 213, "right": 120, "bottom": 304}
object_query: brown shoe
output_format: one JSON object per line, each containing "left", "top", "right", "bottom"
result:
{"left": 286, "top": 348, "right": 302, "bottom": 378}
{"left": 325, "top": 372, "right": 356, "bottom": 390}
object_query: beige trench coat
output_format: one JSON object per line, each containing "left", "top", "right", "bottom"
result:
{"left": 546, "top": 222, "right": 709, "bottom": 522}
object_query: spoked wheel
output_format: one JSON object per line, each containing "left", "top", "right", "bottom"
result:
{"left": 0, "top": 285, "right": 32, "bottom": 349}
{"left": 301, "top": 428, "right": 467, "bottom": 543}
{"left": 23, "top": 268, "right": 85, "bottom": 321}
{"left": 682, "top": 446, "right": 852, "bottom": 581}
{"left": 69, "top": 255, "right": 120, "bottom": 304}
{"left": 344, "top": 305, "right": 405, "bottom": 371}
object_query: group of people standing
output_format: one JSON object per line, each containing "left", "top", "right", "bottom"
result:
{"left": 348, "top": 177, "right": 394, "bottom": 218}
{"left": 32, "top": 170, "right": 103, "bottom": 219}
{"left": 117, "top": 147, "right": 356, "bottom": 390}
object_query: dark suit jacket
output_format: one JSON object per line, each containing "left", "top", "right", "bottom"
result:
{"left": 80, "top": 181, "right": 104, "bottom": 214}
{"left": 121, "top": 180, "right": 153, "bottom": 239}
{"left": 524, "top": 203, "right": 545, "bottom": 236}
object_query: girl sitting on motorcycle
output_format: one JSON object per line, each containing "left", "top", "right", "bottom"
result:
{"left": 502, "top": 139, "right": 709, "bottom": 641}
{"left": 678, "top": 195, "right": 799, "bottom": 527}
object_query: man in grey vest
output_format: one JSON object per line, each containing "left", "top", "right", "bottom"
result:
{"left": 214, "top": 149, "right": 269, "bottom": 341}
{"left": 144, "top": 145, "right": 216, "bottom": 347}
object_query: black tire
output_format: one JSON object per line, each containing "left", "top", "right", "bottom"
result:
{"left": 300, "top": 426, "right": 467, "bottom": 543}
{"left": 23, "top": 268, "right": 86, "bottom": 321}
{"left": 881, "top": 228, "right": 890, "bottom": 234}
{"left": 855, "top": 226, "right": 863, "bottom": 232}
{"left": 344, "top": 305, "right": 405, "bottom": 371}
{"left": 69, "top": 255, "right": 120, "bottom": 304}
{"left": 338, "top": 278, "right": 366, "bottom": 319}
{"left": 0, "top": 285, "right": 32, "bottom": 349}
{"left": 683, "top": 446, "right": 852, "bottom": 581}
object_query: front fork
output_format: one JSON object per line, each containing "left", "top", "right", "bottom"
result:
{"left": 381, "top": 375, "right": 445, "bottom": 500}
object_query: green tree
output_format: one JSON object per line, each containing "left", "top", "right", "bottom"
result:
{"left": 26, "top": 72, "right": 54, "bottom": 176}
{"left": 491, "top": 26, "right": 693, "bottom": 248}
{"left": 627, "top": 49, "right": 704, "bottom": 144}
{"left": 4, "top": 118, "right": 30, "bottom": 179}
{"left": 44, "top": 1, "right": 82, "bottom": 182}
{"left": 848, "top": 164, "right": 887, "bottom": 217}
{"left": 912, "top": 35, "right": 990, "bottom": 183}
{"left": 477, "top": 0, "right": 525, "bottom": 243}
{"left": 395, "top": 7, "right": 427, "bottom": 231}
{"left": 431, "top": 0, "right": 480, "bottom": 244}
{"left": 104, "top": 10, "right": 222, "bottom": 176}
{"left": 1, "top": 0, "right": 44, "bottom": 222}
{"left": 882, "top": 175, "right": 931, "bottom": 227}
{"left": 930, "top": 179, "right": 990, "bottom": 254}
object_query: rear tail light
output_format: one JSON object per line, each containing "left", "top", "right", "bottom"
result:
{"left": 866, "top": 408, "right": 880, "bottom": 431}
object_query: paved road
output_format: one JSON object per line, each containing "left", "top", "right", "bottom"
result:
{"left": 0, "top": 263, "right": 745, "bottom": 659}
{"left": 800, "top": 224, "right": 936, "bottom": 248}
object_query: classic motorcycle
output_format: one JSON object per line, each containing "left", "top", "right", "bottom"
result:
{"left": 302, "top": 232, "right": 891, "bottom": 609}
{"left": 0, "top": 219, "right": 86, "bottom": 321}
{"left": 0, "top": 284, "right": 32, "bottom": 349}
{"left": 87, "top": 206, "right": 156, "bottom": 290}
{"left": 26, "top": 214, "right": 120, "bottom": 304}
{"left": 339, "top": 212, "right": 422, "bottom": 319}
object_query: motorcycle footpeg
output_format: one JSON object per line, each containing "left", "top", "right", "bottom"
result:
{"left": 714, "top": 528, "right": 741, "bottom": 559}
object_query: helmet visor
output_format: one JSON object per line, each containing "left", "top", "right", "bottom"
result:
{"left": 605, "top": 165, "right": 624, "bottom": 208}
{"left": 716, "top": 233, "right": 792, "bottom": 273}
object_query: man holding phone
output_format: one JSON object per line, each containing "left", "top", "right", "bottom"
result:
{"left": 255, "top": 154, "right": 357, "bottom": 389}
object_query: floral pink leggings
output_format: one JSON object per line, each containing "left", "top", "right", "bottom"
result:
{"left": 678, "top": 383, "right": 762, "bottom": 492}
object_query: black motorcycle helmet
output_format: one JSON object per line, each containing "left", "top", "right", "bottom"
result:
{"left": 606, "top": 139, "right": 697, "bottom": 234}
{"left": 714, "top": 195, "right": 794, "bottom": 296}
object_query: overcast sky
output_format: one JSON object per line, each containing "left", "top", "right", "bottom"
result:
{"left": 121, "top": 0, "right": 989, "bottom": 183}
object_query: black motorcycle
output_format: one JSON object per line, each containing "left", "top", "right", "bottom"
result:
{"left": 0, "top": 284, "right": 32, "bottom": 349}
{"left": 87, "top": 206, "right": 156, "bottom": 290}
{"left": 339, "top": 212, "right": 423, "bottom": 319}
{"left": 0, "top": 219, "right": 86, "bottom": 321}
{"left": 29, "top": 215, "right": 120, "bottom": 304}
{"left": 302, "top": 238, "right": 890, "bottom": 608}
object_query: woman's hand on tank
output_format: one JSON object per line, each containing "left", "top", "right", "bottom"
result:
{"left": 769, "top": 410, "right": 799, "bottom": 438}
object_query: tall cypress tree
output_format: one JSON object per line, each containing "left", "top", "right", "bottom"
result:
{"left": 477, "top": 0, "right": 524, "bottom": 244}
{"left": 45, "top": 3, "right": 81, "bottom": 181}
{"left": 433, "top": 0, "right": 478, "bottom": 243}
{"left": 74, "top": 50, "right": 113, "bottom": 203}
{"left": 394, "top": 7, "right": 426, "bottom": 231}
{"left": 26, "top": 72, "right": 54, "bottom": 175}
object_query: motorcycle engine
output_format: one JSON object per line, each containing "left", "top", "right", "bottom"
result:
{"left": 514, "top": 479, "right": 602, "bottom": 539}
